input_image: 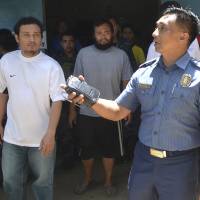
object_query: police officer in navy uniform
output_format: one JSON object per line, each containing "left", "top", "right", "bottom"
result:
{"left": 68, "top": 7, "right": 200, "bottom": 200}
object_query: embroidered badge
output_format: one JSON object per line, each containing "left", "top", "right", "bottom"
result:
{"left": 180, "top": 74, "right": 192, "bottom": 87}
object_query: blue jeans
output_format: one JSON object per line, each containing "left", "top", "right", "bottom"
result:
{"left": 2, "top": 142, "right": 56, "bottom": 200}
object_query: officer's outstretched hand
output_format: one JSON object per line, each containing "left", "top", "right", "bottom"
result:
{"left": 61, "top": 75, "right": 100, "bottom": 107}
{"left": 68, "top": 91, "right": 85, "bottom": 105}
{"left": 61, "top": 75, "right": 87, "bottom": 105}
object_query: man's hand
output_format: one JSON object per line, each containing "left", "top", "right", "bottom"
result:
{"left": 68, "top": 75, "right": 85, "bottom": 104}
{"left": 0, "top": 124, "right": 4, "bottom": 144}
{"left": 123, "top": 113, "right": 132, "bottom": 125}
{"left": 39, "top": 131, "right": 55, "bottom": 156}
{"left": 68, "top": 92, "right": 85, "bottom": 105}
{"left": 61, "top": 75, "right": 100, "bottom": 106}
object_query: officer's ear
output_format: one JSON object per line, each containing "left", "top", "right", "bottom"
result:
{"left": 179, "top": 32, "right": 189, "bottom": 41}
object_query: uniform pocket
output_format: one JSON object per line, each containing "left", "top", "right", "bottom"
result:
{"left": 169, "top": 83, "right": 197, "bottom": 112}
{"left": 170, "top": 84, "right": 195, "bottom": 100}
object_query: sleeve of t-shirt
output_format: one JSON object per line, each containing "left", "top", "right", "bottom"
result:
{"left": 115, "top": 71, "right": 140, "bottom": 112}
{"left": 49, "top": 62, "right": 66, "bottom": 102}
{"left": 0, "top": 58, "right": 7, "bottom": 93}
{"left": 73, "top": 50, "right": 84, "bottom": 76}
{"left": 122, "top": 52, "right": 133, "bottom": 81}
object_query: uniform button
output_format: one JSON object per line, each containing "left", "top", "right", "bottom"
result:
{"left": 158, "top": 112, "right": 161, "bottom": 115}
{"left": 161, "top": 90, "right": 165, "bottom": 95}
{"left": 154, "top": 131, "right": 158, "bottom": 135}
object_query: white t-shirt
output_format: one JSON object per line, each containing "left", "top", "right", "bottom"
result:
{"left": 146, "top": 38, "right": 200, "bottom": 61}
{"left": 0, "top": 50, "right": 65, "bottom": 147}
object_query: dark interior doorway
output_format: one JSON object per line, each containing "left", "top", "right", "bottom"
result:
{"left": 44, "top": 0, "right": 160, "bottom": 53}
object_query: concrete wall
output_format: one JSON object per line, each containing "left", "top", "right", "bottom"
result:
{"left": 0, "top": 0, "right": 43, "bottom": 30}
{"left": 162, "top": 0, "right": 200, "bottom": 16}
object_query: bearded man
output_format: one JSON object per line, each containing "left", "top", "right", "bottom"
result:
{"left": 68, "top": 18, "right": 133, "bottom": 196}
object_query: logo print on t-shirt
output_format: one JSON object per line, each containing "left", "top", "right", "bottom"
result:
{"left": 9, "top": 74, "right": 16, "bottom": 78}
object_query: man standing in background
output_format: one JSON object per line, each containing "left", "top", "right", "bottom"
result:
{"left": 69, "top": 18, "right": 132, "bottom": 196}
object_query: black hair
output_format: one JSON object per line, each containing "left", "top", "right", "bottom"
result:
{"left": 121, "top": 24, "right": 134, "bottom": 33}
{"left": 14, "top": 16, "right": 43, "bottom": 35}
{"left": 107, "top": 16, "right": 119, "bottom": 24}
{"left": 160, "top": 1, "right": 181, "bottom": 15}
{"left": 60, "top": 31, "right": 76, "bottom": 40}
{"left": 93, "top": 18, "right": 114, "bottom": 33}
{"left": 163, "top": 7, "right": 199, "bottom": 44}
{"left": 0, "top": 29, "right": 18, "bottom": 52}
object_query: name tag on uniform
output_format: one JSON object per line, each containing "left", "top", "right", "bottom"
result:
{"left": 138, "top": 77, "right": 153, "bottom": 89}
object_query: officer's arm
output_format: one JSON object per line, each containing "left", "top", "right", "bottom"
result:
{"left": 91, "top": 98, "right": 131, "bottom": 121}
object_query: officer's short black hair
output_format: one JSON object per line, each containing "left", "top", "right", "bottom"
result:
{"left": 14, "top": 16, "right": 43, "bottom": 36}
{"left": 163, "top": 7, "right": 199, "bottom": 44}
{"left": 160, "top": 1, "right": 181, "bottom": 15}
{"left": 93, "top": 18, "right": 114, "bottom": 34}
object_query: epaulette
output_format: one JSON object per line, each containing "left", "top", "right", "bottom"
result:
{"left": 139, "top": 57, "right": 159, "bottom": 68}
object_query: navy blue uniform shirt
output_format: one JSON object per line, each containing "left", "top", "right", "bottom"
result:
{"left": 116, "top": 52, "right": 200, "bottom": 151}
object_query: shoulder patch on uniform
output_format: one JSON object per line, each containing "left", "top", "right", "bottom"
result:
{"left": 139, "top": 58, "right": 159, "bottom": 68}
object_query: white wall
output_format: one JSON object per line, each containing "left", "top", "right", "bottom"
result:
{"left": 0, "top": 0, "right": 43, "bottom": 31}
{"left": 162, "top": 0, "right": 200, "bottom": 17}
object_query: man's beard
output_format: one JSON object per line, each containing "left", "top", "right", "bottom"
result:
{"left": 94, "top": 39, "right": 113, "bottom": 50}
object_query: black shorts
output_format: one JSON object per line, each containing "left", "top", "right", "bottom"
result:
{"left": 76, "top": 115, "right": 121, "bottom": 160}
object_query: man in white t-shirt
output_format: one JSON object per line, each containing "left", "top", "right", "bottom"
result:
{"left": 0, "top": 17, "right": 65, "bottom": 200}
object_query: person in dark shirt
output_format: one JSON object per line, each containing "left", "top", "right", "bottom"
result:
{"left": 54, "top": 31, "right": 77, "bottom": 169}
{"left": 0, "top": 29, "right": 18, "bottom": 58}
{"left": 55, "top": 31, "right": 77, "bottom": 78}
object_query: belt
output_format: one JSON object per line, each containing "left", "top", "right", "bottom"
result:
{"left": 150, "top": 148, "right": 197, "bottom": 158}
{"left": 150, "top": 148, "right": 167, "bottom": 158}
{"left": 140, "top": 142, "right": 197, "bottom": 159}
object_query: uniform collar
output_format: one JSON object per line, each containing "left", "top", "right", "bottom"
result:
{"left": 175, "top": 52, "right": 191, "bottom": 70}
{"left": 158, "top": 52, "right": 191, "bottom": 71}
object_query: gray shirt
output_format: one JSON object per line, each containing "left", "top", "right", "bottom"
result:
{"left": 74, "top": 45, "right": 133, "bottom": 117}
